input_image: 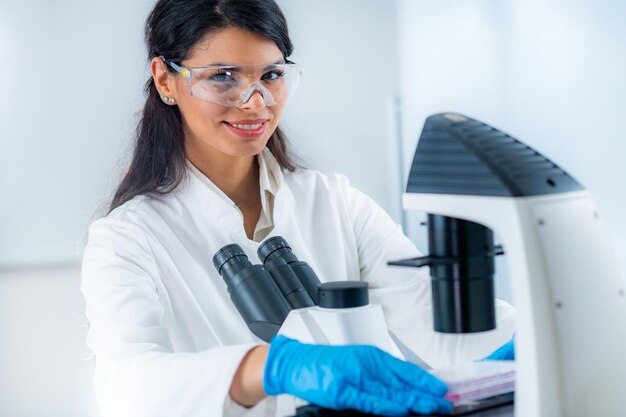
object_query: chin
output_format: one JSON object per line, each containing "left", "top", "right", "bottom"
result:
{"left": 227, "top": 139, "right": 269, "bottom": 157}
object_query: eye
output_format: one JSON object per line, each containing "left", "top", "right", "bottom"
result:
{"left": 262, "top": 68, "right": 285, "bottom": 81}
{"left": 207, "top": 70, "right": 236, "bottom": 82}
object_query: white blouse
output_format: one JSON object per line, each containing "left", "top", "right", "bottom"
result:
{"left": 81, "top": 148, "right": 515, "bottom": 417}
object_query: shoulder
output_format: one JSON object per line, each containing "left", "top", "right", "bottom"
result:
{"left": 96, "top": 178, "right": 192, "bottom": 229}
{"left": 282, "top": 168, "right": 386, "bottom": 235}
{"left": 86, "top": 196, "right": 149, "bottom": 250}
{"left": 285, "top": 168, "right": 377, "bottom": 209}
{"left": 86, "top": 190, "right": 181, "bottom": 252}
{"left": 284, "top": 167, "right": 353, "bottom": 196}
{"left": 95, "top": 194, "right": 159, "bottom": 230}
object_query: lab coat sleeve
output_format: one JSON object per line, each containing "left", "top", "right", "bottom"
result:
{"left": 81, "top": 216, "right": 273, "bottom": 417}
{"left": 336, "top": 175, "right": 516, "bottom": 369}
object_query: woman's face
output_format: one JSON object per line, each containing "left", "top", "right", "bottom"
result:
{"left": 153, "top": 27, "right": 287, "bottom": 163}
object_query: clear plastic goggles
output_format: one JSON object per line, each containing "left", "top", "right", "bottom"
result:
{"left": 160, "top": 56, "right": 302, "bottom": 107}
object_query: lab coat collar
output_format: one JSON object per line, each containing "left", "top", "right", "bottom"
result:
{"left": 257, "top": 148, "right": 283, "bottom": 202}
{"left": 183, "top": 147, "right": 284, "bottom": 219}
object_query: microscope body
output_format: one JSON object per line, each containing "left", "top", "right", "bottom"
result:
{"left": 214, "top": 238, "right": 412, "bottom": 416}
{"left": 277, "top": 281, "right": 405, "bottom": 360}
{"left": 403, "top": 114, "right": 626, "bottom": 416}
{"left": 213, "top": 237, "right": 406, "bottom": 361}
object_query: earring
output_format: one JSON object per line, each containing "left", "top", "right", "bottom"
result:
{"left": 160, "top": 94, "right": 176, "bottom": 105}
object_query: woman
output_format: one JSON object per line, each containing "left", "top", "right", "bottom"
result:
{"left": 81, "top": 1, "right": 516, "bottom": 416}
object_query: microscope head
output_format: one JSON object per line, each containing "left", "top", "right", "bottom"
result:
{"left": 406, "top": 113, "right": 581, "bottom": 198}
{"left": 396, "top": 113, "right": 582, "bottom": 334}
{"left": 396, "top": 114, "right": 626, "bottom": 417}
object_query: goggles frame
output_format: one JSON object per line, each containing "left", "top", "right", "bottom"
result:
{"left": 159, "top": 56, "right": 302, "bottom": 107}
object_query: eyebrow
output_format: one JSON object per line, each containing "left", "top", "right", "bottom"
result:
{"left": 199, "top": 60, "right": 286, "bottom": 69}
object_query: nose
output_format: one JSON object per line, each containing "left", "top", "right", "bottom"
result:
{"left": 239, "top": 82, "right": 277, "bottom": 109}
{"left": 240, "top": 88, "right": 267, "bottom": 110}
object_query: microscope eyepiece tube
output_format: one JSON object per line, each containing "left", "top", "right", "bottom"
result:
{"left": 213, "top": 244, "right": 249, "bottom": 281}
{"left": 263, "top": 257, "right": 315, "bottom": 309}
{"left": 258, "top": 236, "right": 322, "bottom": 304}
{"left": 212, "top": 244, "right": 291, "bottom": 342}
{"left": 257, "top": 236, "right": 298, "bottom": 263}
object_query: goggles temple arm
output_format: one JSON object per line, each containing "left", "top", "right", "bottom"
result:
{"left": 159, "top": 56, "right": 191, "bottom": 78}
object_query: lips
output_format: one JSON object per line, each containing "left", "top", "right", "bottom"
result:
{"left": 223, "top": 118, "right": 269, "bottom": 139}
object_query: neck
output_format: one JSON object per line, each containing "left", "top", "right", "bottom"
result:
{"left": 186, "top": 144, "right": 260, "bottom": 207}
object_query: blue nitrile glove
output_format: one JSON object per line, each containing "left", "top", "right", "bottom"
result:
{"left": 484, "top": 335, "right": 515, "bottom": 360}
{"left": 263, "top": 335, "right": 452, "bottom": 416}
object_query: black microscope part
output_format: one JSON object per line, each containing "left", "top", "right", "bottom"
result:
{"left": 212, "top": 237, "right": 326, "bottom": 342}
{"left": 212, "top": 244, "right": 291, "bottom": 342}
{"left": 428, "top": 214, "right": 497, "bottom": 333}
{"left": 317, "top": 281, "right": 369, "bottom": 309}
{"left": 290, "top": 392, "right": 514, "bottom": 417}
{"left": 258, "top": 236, "right": 322, "bottom": 304}
{"left": 389, "top": 114, "right": 561, "bottom": 334}
{"left": 212, "top": 243, "right": 248, "bottom": 275}
{"left": 406, "top": 113, "right": 582, "bottom": 197}
{"left": 264, "top": 256, "right": 315, "bottom": 309}
{"left": 258, "top": 235, "right": 298, "bottom": 263}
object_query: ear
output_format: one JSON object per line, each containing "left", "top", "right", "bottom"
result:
{"left": 150, "top": 57, "right": 178, "bottom": 100}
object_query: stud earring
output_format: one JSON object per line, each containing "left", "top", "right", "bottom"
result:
{"left": 160, "top": 94, "right": 176, "bottom": 105}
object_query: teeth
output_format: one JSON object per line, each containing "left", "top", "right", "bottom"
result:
{"left": 232, "top": 122, "right": 263, "bottom": 130}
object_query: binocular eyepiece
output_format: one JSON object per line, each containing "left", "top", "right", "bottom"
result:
{"left": 212, "top": 236, "right": 322, "bottom": 342}
{"left": 257, "top": 236, "right": 322, "bottom": 305}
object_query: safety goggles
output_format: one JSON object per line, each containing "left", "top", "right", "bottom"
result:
{"left": 160, "top": 56, "right": 302, "bottom": 107}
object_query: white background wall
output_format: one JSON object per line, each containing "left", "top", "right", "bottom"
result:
{"left": 2, "top": 0, "right": 626, "bottom": 415}
{"left": 0, "top": 267, "right": 99, "bottom": 417}
{"left": 397, "top": 0, "right": 626, "bottom": 303}
{"left": 278, "top": 0, "right": 403, "bottom": 221}
{"left": 0, "top": 1, "right": 153, "bottom": 267}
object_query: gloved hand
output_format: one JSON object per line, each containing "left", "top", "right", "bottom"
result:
{"left": 263, "top": 335, "right": 452, "bottom": 416}
{"left": 484, "top": 335, "right": 515, "bottom": 360}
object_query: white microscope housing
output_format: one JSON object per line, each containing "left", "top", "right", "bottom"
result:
{"left": 277, "top": 281, "right": 408, "bottom": 361}
{"left": 401, "top": 113, "right": 626, "bottom": 417}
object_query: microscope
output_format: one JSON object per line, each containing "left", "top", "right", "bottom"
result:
{"left": 213, "top": 236, "right": 405, "bottom": 358}
{"left": 395, "top": 113, "right": 626, "bottom": 416}
{"left": 214, "top": 113, "right": 626, "bottom": 416}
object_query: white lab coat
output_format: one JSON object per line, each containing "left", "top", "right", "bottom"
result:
{"left": 81, "top": 149, "right": 515, "bottom": 417}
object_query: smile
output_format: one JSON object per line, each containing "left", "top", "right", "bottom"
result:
{"left": 223, "top": 119, "right": 269, "bottom": 138}
{"left": 231, "top": 122, "right": 263, "bottom": 130}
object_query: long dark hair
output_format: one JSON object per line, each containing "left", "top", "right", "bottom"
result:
{"left": 109, "top": 0, "right": 298, "bottom": 213}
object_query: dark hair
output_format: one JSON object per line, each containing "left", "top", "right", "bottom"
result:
{"left": 109, "top": 0, "right": 298, "bottom": 212}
